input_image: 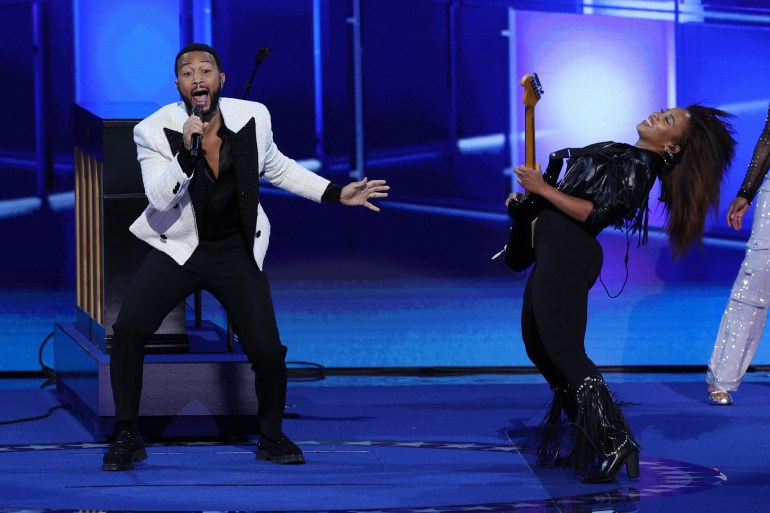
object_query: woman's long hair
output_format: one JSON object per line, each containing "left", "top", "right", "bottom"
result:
{"left": 659, "top": 104, "right": 737, "bottom": 258}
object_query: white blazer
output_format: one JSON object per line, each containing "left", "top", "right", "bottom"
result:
{"left": 129, "top": 98, "right": 331, "bottom": 269}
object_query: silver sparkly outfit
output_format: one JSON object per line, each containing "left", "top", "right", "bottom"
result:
{"left": 708, "top": 103, "right": 770, "bottom": 392}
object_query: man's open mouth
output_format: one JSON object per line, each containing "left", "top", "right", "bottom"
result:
{"left": 192, "top": 89, "right": 209, "bottom": 105}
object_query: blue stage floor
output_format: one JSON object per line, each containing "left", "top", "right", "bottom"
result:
{"left": 1, "top": 372, "right": 769, "bottom": 512}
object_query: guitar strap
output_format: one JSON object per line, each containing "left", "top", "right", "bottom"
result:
{"left": 542, "top": 143, "right": 618, "bottom": 184}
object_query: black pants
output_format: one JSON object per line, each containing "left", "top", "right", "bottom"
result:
{"left": 109, "top": 233, "right": 286, "bottom": 438}
{"left": 521, "top": 209, "right": 604, "bottom": 390}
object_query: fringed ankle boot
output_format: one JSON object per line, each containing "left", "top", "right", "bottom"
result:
{"left": 571, "top": 376, "right": 640, "bottom": 483}
{"left": 534, "top": 385, "right": 575, "bottom": 467}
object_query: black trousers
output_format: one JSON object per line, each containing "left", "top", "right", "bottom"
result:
{"left": 109, "top": 233, "right": 287, "bottom": 438}
{"left": 521, "top": 209, "right": 604, "bottom": 391}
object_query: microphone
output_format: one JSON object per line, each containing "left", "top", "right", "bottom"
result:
{"left": 243, "top": 45, "right": 272, "bottom": 100}
{"left": 256, "top": 46, "right": 271, "bottom": 66}
{"left": 190, "top": 105, "right": 203, "bottom": 159}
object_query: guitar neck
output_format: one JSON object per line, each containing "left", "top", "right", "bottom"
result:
{"left": 524, "top": 105, "right": 536, "bottom": 168}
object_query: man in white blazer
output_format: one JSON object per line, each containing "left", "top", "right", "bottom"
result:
{"left": 102, "top": 43, "right": 389, "bottom": 471}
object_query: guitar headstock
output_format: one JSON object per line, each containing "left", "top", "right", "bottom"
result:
{"left": 521, "top": 73, "right": 544, "bottom": 107}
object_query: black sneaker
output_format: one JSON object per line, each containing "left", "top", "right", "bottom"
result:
{"left": 102, "top": 427, "right": 147, "bottom": 471}
{"left": 256, "top": 433, "right": 305, "bottom": 464}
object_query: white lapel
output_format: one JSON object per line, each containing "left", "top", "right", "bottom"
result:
{"left": 219, "top": 98, "right": 254, "bottom": 132}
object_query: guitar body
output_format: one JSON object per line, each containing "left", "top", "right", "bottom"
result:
{"left": 504, "top": 73, "right": 544, "bottom": 272}
{"left": 504, "top": 195, "right": 541, "bottom": 272}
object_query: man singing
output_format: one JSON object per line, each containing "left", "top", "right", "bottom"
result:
{"left": 102, "top": 43, "right": 389, "bottom": 471}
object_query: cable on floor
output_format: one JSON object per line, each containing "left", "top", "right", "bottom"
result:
{"left": 38, "top": 331, "right": 56, "bottom": 388}
{"left": 0, "top": 404, "right": 71, "bottom": 425}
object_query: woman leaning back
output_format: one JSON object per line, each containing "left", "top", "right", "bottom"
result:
{"left": 509, "top": 104, "right": 737, "bottom": 483}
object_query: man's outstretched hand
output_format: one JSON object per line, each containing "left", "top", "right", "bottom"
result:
{"left": 340, "top": 178, "right": 390, "bottom": 212}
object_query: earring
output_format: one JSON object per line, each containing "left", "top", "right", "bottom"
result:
{"left": 662, "top": 145, "right": 675, "bottom": 167}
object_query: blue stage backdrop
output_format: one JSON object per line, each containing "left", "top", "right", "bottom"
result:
{"left": 1, "top": 0, "right": 770, "bottom": 371}
{"left": 73, "top": 0, "right": 180, "bottom": 107}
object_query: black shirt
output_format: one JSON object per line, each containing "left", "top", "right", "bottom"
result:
{"left": 196, "top": 125, "right": 241, "bottom": 241}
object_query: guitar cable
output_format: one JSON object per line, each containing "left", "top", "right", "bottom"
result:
{"left": 599, "top": 228, "right": 632, "bottom": 299}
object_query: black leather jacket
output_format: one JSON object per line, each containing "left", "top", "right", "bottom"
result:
{"left": 553, "top": 141, "right": 667, "bottom": 240}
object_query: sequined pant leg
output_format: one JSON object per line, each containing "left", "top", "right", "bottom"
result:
{"left": 708, "top": 185, "right": 770, "bottom": 391}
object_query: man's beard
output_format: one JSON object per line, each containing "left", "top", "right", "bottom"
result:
{"left": 180, "top": 83, "right": 222, "bottom": 117}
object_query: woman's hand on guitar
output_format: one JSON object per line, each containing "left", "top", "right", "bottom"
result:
{"left": 513, "top": 163, "right": 547, "bottom": 195}
{"left": 505, "top": 192, "right": 526, "bottom": 208}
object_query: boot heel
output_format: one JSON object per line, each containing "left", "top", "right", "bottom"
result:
{"left": 625, "top": 449, "right": 640, "bottom": 479}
